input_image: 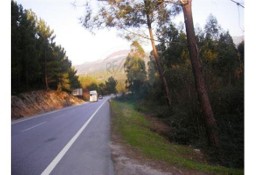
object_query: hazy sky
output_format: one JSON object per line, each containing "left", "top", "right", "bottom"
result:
{"left": 16, "top": 0, "right": 244, "bottom": 65}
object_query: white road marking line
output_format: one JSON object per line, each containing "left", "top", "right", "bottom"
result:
{"left": 41, "top": 99, "right": 107, "bottom": 175}
{"left": 22, "top": 122, "right": 47, "bottom": 132}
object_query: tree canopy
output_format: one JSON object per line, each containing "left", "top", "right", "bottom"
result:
{"left": 80, "top": 0, "right": 182, "bottom": 106}
{"left": 81, "top": 0, "right": 180, "bottom": 33}
{"left": 11, "top": 1, "right": 80, "bottom": 94}
{"left": 145, "top": 15, "right": 244, "bottom": 167}
{"left": 124, "top": 41, "right": 147, "bottom": 94}
{"left": 79, "top": 75, "right": 117, "bottom": 95}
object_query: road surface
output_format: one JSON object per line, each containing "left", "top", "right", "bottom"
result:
{"left": 12, "top": 97, "right": 114, "bottom": 175}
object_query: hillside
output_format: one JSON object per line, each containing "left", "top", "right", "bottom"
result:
{"left": 74, "top": 50, "right": 150, "bottom": 83}
{"left": 11, "top": 90, "right": 84, "bottom": 120}
{"left": 75, "top": 50, "right": 130, "bottom": 76}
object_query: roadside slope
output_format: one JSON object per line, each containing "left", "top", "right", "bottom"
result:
{"left": 11, "top": 90, "right": 84, "bottom": 120}
{"left": 110, "top": 100, "right": 243, "bottom": 175}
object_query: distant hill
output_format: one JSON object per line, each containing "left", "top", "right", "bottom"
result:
{"left": 74, "top": 50, "right": 130, "bottom": 82}
{"left": 74, "top": 49, "right": 151, "bottom": 84}
{"left": 75, "top": 50, "right": 129, "bottom": 75}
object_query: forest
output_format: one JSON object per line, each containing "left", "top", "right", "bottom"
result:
{"left": 121, "top": 16, "right": 244, "bottom": 169}
{"left": 11, "top": 0, "right": 119, "bottom": 97}
{"left": 80, "top": 0, "right": 244, "bottom": 169}
{"left": 11, "top": 1, "right": 80, "bottom": 94}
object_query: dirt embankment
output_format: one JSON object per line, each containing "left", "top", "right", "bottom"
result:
{"left": 11, "top": 90, "right": 84, "bottom": 120}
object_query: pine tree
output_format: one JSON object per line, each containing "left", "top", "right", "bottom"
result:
{"left": 80, "top": 0, "right": 181, "bottom": 106}
{"left": 124, "top": 41, "right": 147, "bottom": 94}
{"left": 11, "top": 1, "right": 80, "bottom": 93}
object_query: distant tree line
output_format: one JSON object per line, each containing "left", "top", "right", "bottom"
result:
{"left": 79, "top": 75, "right": 117, "bottom": 99}
{"left": 11, "top": 1, "right": 80, "bottom": 94}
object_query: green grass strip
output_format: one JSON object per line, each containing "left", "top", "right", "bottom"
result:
{"left": 110, "top": 100, "right": 243, "bottom": 175}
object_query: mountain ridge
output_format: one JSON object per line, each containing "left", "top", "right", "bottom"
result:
{"left": 75, "top": 50, "right": 130, "bottom": 76}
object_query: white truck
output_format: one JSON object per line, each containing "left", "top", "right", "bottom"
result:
{"left": 72, "top": 88, "right": 83, "bottom": 96}
{"left": 89, "top": 90, "right": 98, "bottom": 102}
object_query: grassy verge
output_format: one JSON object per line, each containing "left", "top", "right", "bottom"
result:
{"left": 110, "top": 100, "right": 243, "bottom": 175}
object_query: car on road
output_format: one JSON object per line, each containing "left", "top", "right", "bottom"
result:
{"left": 98, "top": 95, "right": 103, "bottom": 99}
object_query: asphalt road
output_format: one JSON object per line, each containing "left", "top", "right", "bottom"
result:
{"left": 12, "top": 97, "right": 114, "bottom": 175}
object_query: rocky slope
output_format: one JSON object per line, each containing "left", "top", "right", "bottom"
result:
{"left": 11, "top": 90, "right": 84, "bottom": 120}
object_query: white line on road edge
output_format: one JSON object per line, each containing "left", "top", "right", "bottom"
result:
{"left": 22, "top": 122, "right": 46, "bottom": 132}
{"left": 41, "top": 99, "right": 107, "bottom": 175}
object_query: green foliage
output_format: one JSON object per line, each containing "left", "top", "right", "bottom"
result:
{"left": 87, "top": 83, "right": 98, "bottom": 92}
{"left": 81, "top": 0, "right": 180, "bottom": 42}
{"left": 143, "top": 16, "right": 244, "bottom": 168}
{"left": 78, "top": 75, "right": 117, "bottom": 95}
{"left": 11, "top": 1, "right": 80, "bottom": 94}
{"left": 111, "top": 100, "right": 243, "bottom": 175}
{"left": 79, "top": 75, "right": 99, "bottom": 89}
{"left": 124, "top": 41, "right": 147, "bottom": 95}
{"left": 105, "top": 76, "right": 118, "bottom": 94}
{"left": 210, "top": 85, "right": 244, "bottom": 167}
{"left": 98, "top": 82, "right": 106, "bottom": 95}
{"left": 68, "top": 67, "right": 81, "bottom": 89}
{"left": 204, "top": 14, "right": 222, "bottom": 40}
{"left": 130, "top": 40, "right": 145, "bottom": 57}
{"left": 81, "top": 0, "right": 179, "bottom": 107}
{"left": 116, "top": 80, "right": 127, "bottom": 94}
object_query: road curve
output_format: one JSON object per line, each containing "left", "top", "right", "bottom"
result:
{"left": 12, "top": 97, "right": 114, "bottom": 175}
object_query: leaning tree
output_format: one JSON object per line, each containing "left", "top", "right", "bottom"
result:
{"left": 80, "top": 0, "right": 182, "bottom": 106}
{"left": 158, "top": 0, "right": 219, "bottom": 147}
{"left": 80, "top": 0, "right": 219, "bottom": 147}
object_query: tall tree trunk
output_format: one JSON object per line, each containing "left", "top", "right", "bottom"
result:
{"left": 145, "top": 13, "right": 172, "bottom": 107}
{"left": 181, "top": 0, "right": 219, "bottom": 147}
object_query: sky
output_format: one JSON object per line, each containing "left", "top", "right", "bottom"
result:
{"left": 15, "top": 0, "right": 244, "bottom": 65}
